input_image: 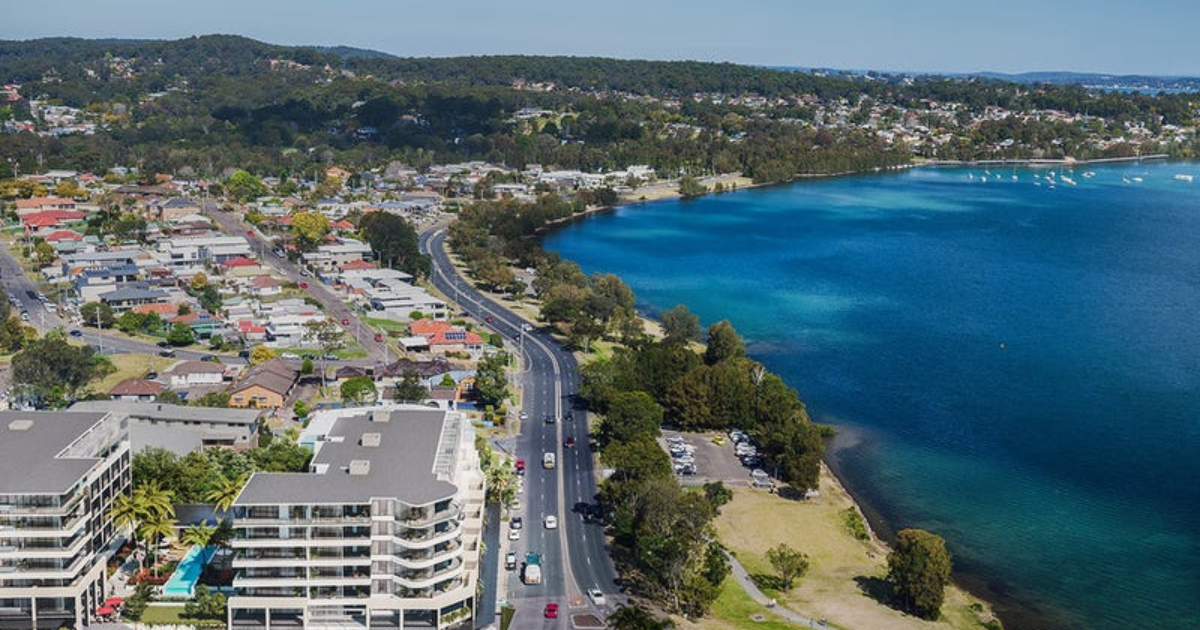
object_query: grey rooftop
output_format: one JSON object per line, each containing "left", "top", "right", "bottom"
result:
{"left": 0, "top": 411, "right": 112, "bottom": 494}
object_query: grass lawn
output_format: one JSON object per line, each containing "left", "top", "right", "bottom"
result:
{"left": 137, "top": 605, "right": 188, "bottom": 625}
{"left": 711, "top": 479, "right": 1001, "bottom": 630}
{"left": 692, "top": 578, "right": 800, "bottom": 630}
{"left": 93, "top": 353, "right": 177, "bottom": 392}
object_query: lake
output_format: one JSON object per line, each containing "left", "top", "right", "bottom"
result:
{"left": 543, "top": 163, "right": 1200, "bottom": 630}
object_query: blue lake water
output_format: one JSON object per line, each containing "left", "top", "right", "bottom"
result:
{"left": 543, "top": 164, "right": 1200, "bottom": 630}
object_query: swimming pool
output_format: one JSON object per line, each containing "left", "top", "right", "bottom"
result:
{"left": 162, "top": 545, "right": 215, "bottom": 598}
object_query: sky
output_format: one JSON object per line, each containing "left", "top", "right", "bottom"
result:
{"left": 5, "top": 0, "right": 1200, "bottom": 77}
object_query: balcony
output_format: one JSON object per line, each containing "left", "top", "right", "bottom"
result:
{"left": 402, "top": 502, "right": 462, "bottom": 528}
{"left": 392, "top": 558, "right": 464, "bottom": 590}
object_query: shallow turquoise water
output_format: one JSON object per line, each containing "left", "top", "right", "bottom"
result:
{"left": 162, "top": 545, "right": 215, "bottom": 597}
{"left": 544, "top": 164, "right": 1200, "bottom": 630}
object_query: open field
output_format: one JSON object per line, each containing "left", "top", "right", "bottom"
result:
{"left": 711, "top": 474, "right": 1000, "bottom": 630}
{"left": 92, "top": 353, "right": 176, "bottom": 392}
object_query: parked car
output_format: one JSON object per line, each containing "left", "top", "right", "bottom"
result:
{"left": 158, "top": 349, "right": 175, "bottom": 358}
{"left": 505, "top": 552, "right": 517, "bottom": 571}
{"left": 280, "top": 352, "right": 301, "bottom": 360}
{"left": 515, "top": 458, "right": 526, "bottom": 475}
{"left": 69, "top": 329, "right": 83, "bottom": 338}
{"left": 511, "top": 516, "right": 523, "bottom": 530}
{"left": 508, "top": 528, "right": 521, "bottom": 541}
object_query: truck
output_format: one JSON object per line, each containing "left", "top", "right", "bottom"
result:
{"left": 523, "top": 553, "right": 542, "bottom": 585}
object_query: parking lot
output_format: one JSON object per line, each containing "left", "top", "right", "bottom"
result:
{"left": 659, "top": 429, "right": 768, "bottom": 487}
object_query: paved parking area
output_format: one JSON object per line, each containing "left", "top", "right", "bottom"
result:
{"left": 659, "top": 430, "right": 755, "bottom": 487}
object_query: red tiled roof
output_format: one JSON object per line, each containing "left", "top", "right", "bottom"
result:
{"left": 43, "top": 229, "right": 83, "bottom": 242}
{"left": 408, "top": 319, "right": 482, "bottom": 346}
{"left": 222, "top": 256, "right": 258, "bottom": 268}
{"left": 237, "top": 320, "right": 267, "bottom": 334}
{"left": 249, "top": 275, "right": 281, "bottom": 288}
{"left": 339, "top": 259, "right": 376, "bottom": 271}
{"left": 21, "top": 210, "right": 87, "bottom": 227}
{"left": 132, "top": 303, "right": 179, "bottom": 316}
{"left": 332, "top": 220, "right": 355, "bottom": 230}
{"left": 109, "top": 379, "right": 166, "bottom": 397}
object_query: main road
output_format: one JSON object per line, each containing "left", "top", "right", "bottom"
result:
{"left": 419, "top": 228, "right": 618, "bottom": 622}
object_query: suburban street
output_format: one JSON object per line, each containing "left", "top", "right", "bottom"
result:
{"left": 199, "top": 202, "right": 390, "bottom": 362}
{"left": 419, "top": 228, "right": 618, "bottom": 624}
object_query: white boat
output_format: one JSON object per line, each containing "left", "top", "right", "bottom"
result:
{"left": 1132, "top": 176, "right": 1144, "bottom": 183}
{"left": 1174, "top": 174, "right": 1194, "bottom": 182}
{"left": 1061, "top": 176, "right": 1077, "bottom": 186}
{"left": 1082, "top": 171, "right": 1096, "bottom": 178}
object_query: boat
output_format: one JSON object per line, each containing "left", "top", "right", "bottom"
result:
{"left": 1061, "top": 176, "right": 1077, "bottom": 186}
{"left": 1132, "top": 176, "right": 1144, "bottom": 183}
{"left": 1082, "top": 171, "right": 1096, "bottom": 178}
{"left": 1174, "top": 174, "right": 1194, "bottom": 182}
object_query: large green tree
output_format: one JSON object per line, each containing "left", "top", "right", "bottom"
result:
{"left": 704, "top": 319, "right": 744, "bottom": 365}
{"left": 12, "top": 334, "right": 111, "bottom": 406}
{"left": 226, "top": 170, "right": 267, "bottom": 202}
{"left": 340, "top": 376, "right": 379, "bottom": 404}
{"left": 660, "top": 304, "right": 700, "bottom": 345}
{"left": 766, "top": 543, "right": 810, "bottom": 590}
{"left": 887, "top": 528, "right": 953, "bottom": 620}
{"left": 474, "top": 351, "right": 509, "bottom": 408}
{"left": 80, "top": 301, "right": 115, "bottom": 328}
{"left": 359, "top": 211, "right": 430, "bottom": 278}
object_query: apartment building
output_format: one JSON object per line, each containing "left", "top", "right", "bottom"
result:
{"left": 0, "top": 411, "right": 131, "bottom": 630}
{"left": 227, "top": 406, "right": 485, "bottom": 630}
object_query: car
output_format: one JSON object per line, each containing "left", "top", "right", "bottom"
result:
{"left": 374, "top": 333, "right": 384, "bottom": 342}
{"left": 322, "top": 353, "right": 339, "bottom": 361}
{"left": 299, "top": 282, "right": 309, "bottom": 289}
{"left": 484, "top": 315, "right": 494, "bottom": 323}
{"left": 19, "top": 311, "right": 28, "bottom": 321}
{"left": 508, "top": 528, "right": 521, "bottom": 541}
{"left": 522, "top": 323, "right": 533, "bottom": 332}
{"left": 238, "top": 349, "right": 252, "bottom": 359}
{"left": 505, "top": 552, "right": 517, "bottom": 570}
{"left": 543, "top": 603, "right": 558, "bottom": 619}
{"left": 341, "top": 318, "right": 350, "bottom": 325}
{"left": 515, "top": 458, "right": 526, "bottom": 475}
{"left": 588, "top": 588, "right": 607, "bottom": 607}
{"left": 200, "top": 354, "right": 219, "bottom": 362}
{"left": 544, "top": 413, "right": 556, "bottom": 424}
{"left": 299, "top": 268, "right": 309, "bottom": 277}
{"left": 511, "top": 516, "right": 523, "bottom": 530}
{"left": 145, "top": 371, "right": 158, "bottom": 380}
{"left": 158, "top": 349, "right": 176, "bottom": 358}
{"left": 69, "top": 329, "right": 83, "bottom": 338}
{"left": 519, "top": 410, "right": 528, "bottom": 421}
{"left": 157, "top": 341, "right": 171, "bottom": 348}
{"left": 280, "top": 352, "right": 301, "bottom": 360}
{"left": 544, "top": 515, "right": 558, "bottom": 529}
{"left": 564, "top": 436, "right": 576, "bottom": 449}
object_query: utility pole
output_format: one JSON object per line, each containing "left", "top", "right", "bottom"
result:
{"left": 95, "top": 306, "right": 103, "bottom": 355}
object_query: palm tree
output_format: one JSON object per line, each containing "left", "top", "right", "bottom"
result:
{"left": 205, "top": 473, "right": 247, "bottom": 514}
{"left": 134, "top": 480, "right": 175, "bottom": 521}
{"left": 180, "top": 523, "right": 216, "bottom": 548}
{"left": 106, "top": 493, "right": 140, "bottom": 535}
{"left": 138, "top": 515, "right": 177, "bottom": 576}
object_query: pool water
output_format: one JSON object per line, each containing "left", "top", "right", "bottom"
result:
{"left": 162, "top": 545, "right": 216, "bottom": 598}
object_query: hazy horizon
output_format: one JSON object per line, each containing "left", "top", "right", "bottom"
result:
{"left": 4, "top": 0, "right": 1199, "bottom": 77}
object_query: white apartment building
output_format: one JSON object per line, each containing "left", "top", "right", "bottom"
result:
{"left": 227, "top": 406, "right": 485, "bottom": 630}
{"left": 0, "top": 411, "right": 131, "bottom": 630}
{"left": 158, "top": 235, "right": 254, "bottom": 268}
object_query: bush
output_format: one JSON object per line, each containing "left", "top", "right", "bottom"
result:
{"left": 841, "top": 507, "right": 870, "bottom": 541}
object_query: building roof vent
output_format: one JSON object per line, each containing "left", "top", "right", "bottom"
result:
{"left": 349, "top": 460, "right": 371, "bottom": 476}
{"left": 361, "top": 433, "right": 382, "bottom": 448}
{"left": 7, "top": 419, "right": 34, "bottom": 432}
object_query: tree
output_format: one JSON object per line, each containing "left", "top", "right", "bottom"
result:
{"left": 704, "top": 319, "right": 744, "bottom": 365}
{"left": 166, "top": 322, "right": 195, "bottom": 346}
{"left": 340, "top": 376, "right": 378, "bottom": 404}
{"left": 887, "top": 528, "right": 952, "bottom": 620}
{"left": 475, "top": 351, "right": 510, "bottom": 408}
{"left": 766, "top": 543, "right": 810, "bottom": 590}
{"left": 226, "top": 170, "right": 267, "bottom": 202}
{"left": 80, "top": 301, "right": 114, "bottom": 328}
{"left": 300, "top": 357, "right": 314, "bottom": 375}
{"left": 291, "top": 211, "right": 330, "bottom": 250}
{"left": 678, "top": 175, "right": 707, "bottom": 197}
{"left": 12, "top": 335, "right": 109, "bottom": 406}
{"left": 33, "top": 240, "right": 56, "bottom": 265}
{"left": 393, "top": 369, "right": 428, "bottom": 402}
{"left": 600, "top": 391, "right": 664, "bottom": 444}
{"left": 607, "top": 604, "right": 674, "bottom": 630}
{"left": 304, "top": 318, "right": 344, "bottom": 354}
{"left": 180, "top": 523, "right": 216, "bottom": 548}
{"left": 205, "top": 474, "right": 247, "bottom": 513}
{"left": 250, "top": 344, "right": 276, "bottom": 366}
{"left": 661, "top": 304, "right": 700, "bottom": 345}
{"left": 359, "top": 211, "right": 430, "bottom": 278}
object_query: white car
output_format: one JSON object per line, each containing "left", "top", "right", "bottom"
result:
{"left": 588, "top": 588, "right": 607, "bottom": 607}
{"left": 508, "top": 527, "right": 521, "bottom": 541}
{"left": 543, "top": 515, "right": 558, "bottom": 529}
{"left": 522, "top": 323, "right": 533, "bottom": 332}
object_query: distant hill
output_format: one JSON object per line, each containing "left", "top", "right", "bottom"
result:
{"left": 972, "top": 71, "right": 1200, "bottom": 93}
{"left": 311, "top": 45, "right": 395, "bottom": 60}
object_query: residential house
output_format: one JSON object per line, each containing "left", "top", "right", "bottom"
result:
{"left": 165, "top": 360, "right": 226, "bottom": 389}
{"left": 21, "top": 209, "right": 87, "bottom": 231}
{"left": 14, "top": 196, "right": 77, "bottom": 216}
{"left": 221, "top": 256, "right": 265, "bottom": 278}
{"left": 408, "top": 320, "right": 485, "bottom": 356}
{"left": 228, "top": 358, "right": 298, "bottom": 410}
{"left": 158, "top": 235, "right": 253, "bottom": 269}
{"left": 150, "top": 197, "right": 201, "bottom": 222}
{"left": 301, "top": 240, "right": 373, "bottom": 273}
{"left": 107, "top": 379, "right": 166, "bottom": 402}
{"left": 97, "top": 286, "right": 169, "bottom": 313}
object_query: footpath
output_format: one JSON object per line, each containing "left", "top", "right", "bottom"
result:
{"left": 727, "top": 551, "right": 828, "bottom": 628}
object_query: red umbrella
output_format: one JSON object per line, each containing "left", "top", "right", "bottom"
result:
{"left": 96, "top": 605, "right": 117, "bottom": 615}
{"left": 104, "top": 597, "right": 124, "bottom": 606}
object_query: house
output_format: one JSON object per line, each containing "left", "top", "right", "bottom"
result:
{"left": 159, "top": 235, "right": 253, "bottom": 268}
{"left": 244, "top": 275, "right": 283, "bottom": 298}
{"left": 41, "top": 229, "right": 84, "bottom": 243}
{"left": 21, "top": 209, "right": 87, "bottom": 230}
{"left": 14, "top": 196, "right": 77, "bottom": 216}
{"left": 301, "top": 239, "right": 373, "bottom": 273}
{"left": 221, "top": 256, "right": 264, "bottom": 277}
{"left": 169, "top": 310, "right": 225, "bottom": 338}
{"left": 151, "top": 197, "right": 202, "bottom": 222}
{"left": 229, "top": 358, "right": 298, "bottom": 409}
{"left": 108, "top": 378, "right": 167, "bottom": 402}
{"left": 408, "top": 319, "right": 485, "bottom": 355}
{"left": 165, "top": 360, "right": 226, "bottom": 388}
{"left": 98, "top": 286, "right": 169, "bottom": 313}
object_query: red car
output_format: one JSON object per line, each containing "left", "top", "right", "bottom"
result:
{"left": 299, "top": 281, "right": 309, "bottom": 289}
{"left": 515, "top": 458, "right": 526, "bottom": 475}
{"left": 341, "top": 318, "right": 350, "bottom": 325}
{"left": 543, "top": 603, "right": 558, "bottom": 619}
{"left": 565, "top": 436, "right": 576, "bottom": 449}
{"left": 374, "top": 333, "right": 384, "bottom": 342}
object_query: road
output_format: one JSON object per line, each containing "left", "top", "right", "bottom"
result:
{"left": 199, "top": 203, "right": 389, "bottom": 362}
{"left": 419, "top": 228, "right": 618, "bottom": 622}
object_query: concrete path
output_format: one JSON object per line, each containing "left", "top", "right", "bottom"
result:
{"left": 726, "top": 551, "right": 827, "bottom": 628}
